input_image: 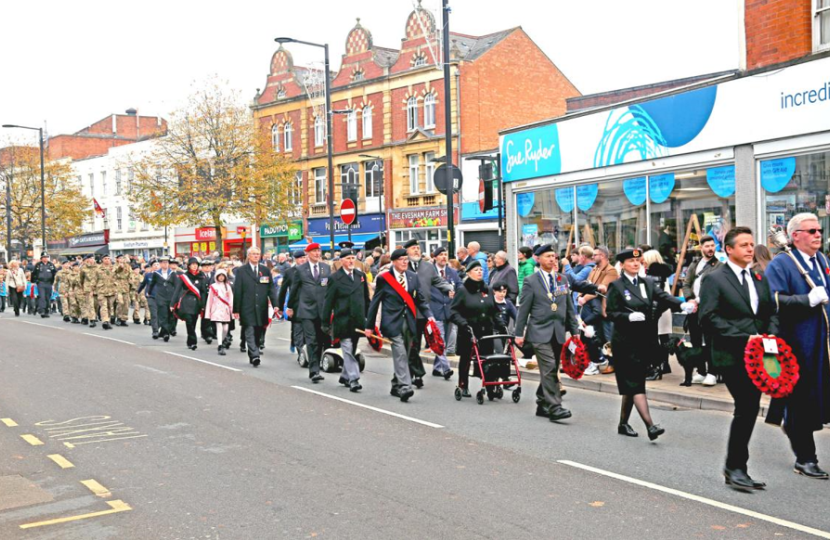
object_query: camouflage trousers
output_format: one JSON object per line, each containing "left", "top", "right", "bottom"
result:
{"left": 131, "top": 292, "right": 150, "bottom": 322}
{"left": 115, "top": 291, "right": 131, "bottom": 321}
{"left": 67, "top": 292, "right": 82, "bottom": 318}
{"left": 99, "top": 294, "right": 116, "bottom": 321}
{"left": 82, "top": 292, "right": 98, "bottom": 321}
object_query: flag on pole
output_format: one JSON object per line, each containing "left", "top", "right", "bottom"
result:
{"left": 93, "top": 198, "right": 106, "bottom": 217}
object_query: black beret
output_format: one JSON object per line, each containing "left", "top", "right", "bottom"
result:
{"left": 403, "top": 239, "right": 419, "bottom": 249}
{"left": 615, "top": 248, "right": 642, "bottom": 263}
{"left": 432, "top": 247, "right": 447, "bottom": 258}
{"left": 391, "top": 248, "right": 408, "bottom": 261}
{"left": 534, "top": 244, "right": 554, "bottom": 256}
{"left": 292, "top": 250, "right": 305, "bottom": 259}
{"left": 467, "top": 260, "right": 483, "bottom": 272}
{"left": 83, "top": 254, "right": 95, "bottom": 261}
{"left": 491, "top": 281, "right": 508, "bottom": 291}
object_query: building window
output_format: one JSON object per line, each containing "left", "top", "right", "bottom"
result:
{"left": 314, "top": 167, "right": 327, "bottom": 204}
{"left": 352, "top": 69, "right": 365, "bottom": 82}
{"left": 346, "top": 109, "right": 357, "bottom": 142}
{"left": 276, "top": 87, "right": 287, "bottom": 99}
{"left": 407, "top": 96, "right": 418, "bottom": 131}
{"left": 425, "top": 152, "right": 436, "bottom": 193}
{"left": 424, "top": 93, "right": 436, "bottom": 129}
{"left": 362, "top": 105, "right": 373, "bottom": 139}
{"left": 364, "top": 160, "right": 383, "bottom": 199}
{"left": 284, "top": 122, "right": 293, "bottom": 151}
{"left": 116, "top": 207, "right": 123, "bottom": 231}
{"left": 314, "top": 116, "right": 325, "bottom": 147}
{"left": 101, "top": 171, "right": 107, "bottom": 196}
{"left": 413, "top": 53, "right": 427, "bottom": 67}
{"left": 291, "top": 171, "right": 303, "bottom": 206}
{"left": 817, "top": 0, "right": 830, "bottom": 50}
{"left": 409, "top": 154, "right": 420, "bottom": 195}
{"left": 271, "top": 124, "right": 280, "bottom": 150}
{"left": 340, "top": 163, "right": 359, "bottom": 202}
{"left": 115, "top": 169, "right": 122, "bottom": 196}
{"left": 89, "top": 173, "right": 94, "bottom": 197}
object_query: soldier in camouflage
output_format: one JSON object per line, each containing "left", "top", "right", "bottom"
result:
{"left": 130, "top": 265, "right": 150, "bottom": 325}
{"left": 114, "top": 254, "right": 132, "bottom": 326}
{"left": 97, "top": 254, "right": 117, "bottom": 330}
{"left": 79, "top": 255, "right": 99, "bottom": 327}
{"left": 67, "top": 261, "right": 82, "bottom": 323}
{"left": 53, "top": 261, "right": 70, "bottom": 321}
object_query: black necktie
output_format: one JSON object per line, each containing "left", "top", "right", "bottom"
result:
{"left": 312, "top": 265, "right": 318, "bottom": 280}
{"left": 547, "top": 273, "right": 554, "bottom": 294}
{"left": 348, "top": 271, "right": 353, "bottom": 282}
{"left": 741, "top": 269, "right": 751, "bottom": 299}
{"left": 811, "top": 257, "right": 820, "bottom": 282}
{"left": 632, "top": 277, "right": 638, "bottom": 287}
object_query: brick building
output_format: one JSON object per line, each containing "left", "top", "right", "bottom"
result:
{"left": 48, "top": 109, "right": 167, "bottom": 161}
{"left": 252, "top": 4, "right": 579, "bottom": 254}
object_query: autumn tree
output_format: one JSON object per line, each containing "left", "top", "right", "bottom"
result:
{"left": 0, "top": 144, "right": 87, "bottom": 255}
{"left": 127, "top": 78, "right": 297, "bottom": 249}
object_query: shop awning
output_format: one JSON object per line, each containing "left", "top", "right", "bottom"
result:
{"left": 56, "top": 245, "right": 110, "bottom": 258}
{"left": 289, "top": 233, "right": 379, "bottom": 251}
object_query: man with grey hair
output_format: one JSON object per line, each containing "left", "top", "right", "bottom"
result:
{"left": 488, "top": 250, "right": 518, "bottom": 303}
{"left": 765, "top": 213, "right": 830, "bottom": 479}
{"left": 233, "top": 246, "right": 279, "bottom": 367}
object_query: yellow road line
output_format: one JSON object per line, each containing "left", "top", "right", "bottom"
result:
{"left": 46, "top": 454, "right": 74, "bottom": 469}
{"left": 1, "top": 418, "right": 18, "bottom": 427}
{"left": 80, "top": 479, "right": 111, "bottom": 498}
{"left": 63, "top": 442, "right": 75, "bottom": 449}
{"left": 19, "top": 499, "right": 131, "bottom": 529}
{"left": 20, "top": 434, "right": 43, "bottom": 446}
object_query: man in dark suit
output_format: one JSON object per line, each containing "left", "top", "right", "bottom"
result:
{"left": 683, "top": 234, "right": 722, "bottom": 385}
{"left": 232, "top": 247, "right": 279, "bottom": 367}
{"left": 403, "top": 238, "right": 453, "bottom": 389}
{"left": 199, "top": 260, "right": 217, "bottom": 344}
{"left": 429, "top": 247, "right": 461, "bottom": 379}
{"left": 278, "top": 250, "right": 307, "bottom": 364}
{"left": 285, "top": 242, "right": 331, "bottom": 382}
{"left": 365, "top": 248, "right": 434, "bottom": 402}
{"left": 699, "top": 226, "right": 779, "bottom": 491}
{"left": 322, "top": 248, "right": 370, "bottom": 392}
{"left": 150, "top": 257, "right": 178, "bottom": 342}
{"left": 514, "top": 244, "right": 580, "bottom": 422}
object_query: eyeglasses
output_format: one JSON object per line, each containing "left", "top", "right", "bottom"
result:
{"left": 796, "top": 228, "right": 823, "bottom": 235}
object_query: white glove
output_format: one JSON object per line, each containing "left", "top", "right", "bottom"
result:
{"left": 628, "top": 312, "right": 646, "bottom": 322}
{"left": 680, "top": 302, "right": 696, "bottom": 315}
{"left": 565, "top": 331, "right": 572, "bottom": 341}
{"left": 808, "top": 286, "right": 829, "bottom": 307}
{"left": 583, "top": 325, "right": 595, "bottom": 339}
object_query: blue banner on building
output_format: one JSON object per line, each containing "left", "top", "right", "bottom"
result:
{"left": 307, "top": 213, "right": 385, "bottom": 236}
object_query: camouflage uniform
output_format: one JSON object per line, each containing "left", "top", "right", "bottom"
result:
{"left": 53, "top": 267, "right": 66, "bottom": 317}
{"left": 114, "top": 262, "right": 132, "bottom": 322}
{"left": 130, "top": 270, "right": 150, "bottom": 323}
{"left": 97, "top": 264, "right": 118, "bottom": 322}
{"left": 67, "top": 265, "right": 82, "bottom": 321}
{"left": 79, "top": 259, "right": 99, "bottom": 324}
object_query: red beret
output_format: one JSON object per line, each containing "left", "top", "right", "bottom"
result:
{"left": 305, "top": 242, "right": 321, "bottom": 253}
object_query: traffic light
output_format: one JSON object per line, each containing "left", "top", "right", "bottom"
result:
{"left": 479, "top": 162, "right": 494, "bottom": 212}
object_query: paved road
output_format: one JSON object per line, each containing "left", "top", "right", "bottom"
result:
{"left": 0, "top": 312, "right": 828, "bottom": 539}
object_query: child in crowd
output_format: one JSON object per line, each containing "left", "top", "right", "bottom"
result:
{"left": 0, "top": 271, "right": 7, "bottom": 312}
{"left": 204, "top": 269, "right": 234, "bottom": 356}
{"left": 24, "top": 272, "right": 38, "bottom": 315}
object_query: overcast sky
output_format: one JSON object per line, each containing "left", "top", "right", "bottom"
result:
{"left": 1, "top": 0, "right": 740, "bottom": 144}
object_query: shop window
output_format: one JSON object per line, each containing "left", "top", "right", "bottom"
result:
{"left": 762, "top": 150, "right": 830, "bottom": 239}
{"left": 516, "top": 187, "right": 576, "bottom": 256}
{"left": 577, "top": 180, "right": 646, "bottom": 257}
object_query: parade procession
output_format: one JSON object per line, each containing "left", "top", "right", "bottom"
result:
{"left": 1, "top": 1, "right": 829, "bottom": 538}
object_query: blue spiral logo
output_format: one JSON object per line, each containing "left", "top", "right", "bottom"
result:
{"left": 594, "top": 105, "right": 668, "bottom": 168}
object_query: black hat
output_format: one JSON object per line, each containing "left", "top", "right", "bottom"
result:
{"left": 101, "top": 254, "right": 111, "bottom": 260}
{"left": 340, "top": 248, "right": 355, "bottom": 258}
{"left": 115, "top": 254, "right": 125, "bottom": 260}
{"left": 391, "top": 248, "right": 407, "bottom": 261}
{"left": 40, "top": 252, "right": 49, "bottom": 258}
{"left": 615, "top": 248, "right": 642, "bottom": 263}
{"left": 148, "top": 259, "right": 158, "bottom": 266}
{"left": 467, "top": 260, "right": 483, "bottom": 272}
{"left": 403, "top": 239, "right": 419, "bottom": 249}
{"left": 187, "top": 257, "right": 200, "bottom": 267}
{"left": 432, "top": 246, "right": 447, "bottom": 258}
{"left": 534, "top": 244, "right": 554, "bottom": 257}
{"left": 338, "top": 241, "right": 355, "bottom": 249}
{"left": 71, "top": 261, "right": 80, "bottom": 267}
{"left": 83, "top": 254, "right": 95, "bottom": 261}
{"left": 292, "top": 250, "right": 305, "bottom": 259}
{"left": 491, "top": 281, "right": 508, "bottom": 292}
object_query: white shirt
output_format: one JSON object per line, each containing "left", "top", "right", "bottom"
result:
{"left": 250, "top": 263, "right": 258, "bottom": 274}
{"left": 692, "top": 257, "right": 712, "bottom": 299}
{"left": 725, "top": 259, "right": 758, "bottom": 314}
{"left": 696, "top": 257, "right": 711, "bottom": 275}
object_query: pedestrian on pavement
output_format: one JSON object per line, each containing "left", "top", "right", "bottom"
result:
{"left": 682, "top": 234, "right": 721, "bottom": 387}
{"left": 365, "top": 248, "right": 433, "bottom": 402}
{"left": 698, "top": 226, "right": 779, "bottom": 491}
{"left": 514, "top": 244, "right": 579, "bottom": 422}
{"left": 562, "top": 245, "right": 595, "bottom": 309}
{"left": 606, "top": 248, "right": 693, "bottom": 441}
{"left": 233, "top": 247, "right": 279, "bottom": 368}
{"left": 764, "top": 213, "right": 830, "bottom": 480}
{"left": 577, "top": 246, "right": 618, "bottom": 375}
{"left": 450, "top": 260, "right": 497, "bottom": 398}
{"left": 642, "top": 249, "right": 675, "bottom": 380}
{"left": 284, "top": 243, "right": 330, "bottom": 381}
{"left": 488, "top": 251, "right": 519, "bottom": 303}
{"left": 517, "top": 246, "right": 536, "bottom": 295}
{"left": 429, "top": 246, "right": 460, "bottom": 379}
{"left": 172, "top": 257, "right": 207, "bottom": 351}
{"left": 277, "top": 250, "right": 307, "bottom": 363}
{"left": 0, "top": 269, "right": 7, "bottom": 312}
{"left": 322, "top": 247, "right": 370, "bottom": 392}
{"left": 32, "top": 253, "right": 57, "bottom": 318}
{"left": 5, "top": 260, "right": 26, "bottom": 317}
{"left": 205, "top": 268, "right": 234, "bottom": 356}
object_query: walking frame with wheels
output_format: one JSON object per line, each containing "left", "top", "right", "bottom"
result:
{"left": 456, "top": 333, "right": 523, "bottom": 405}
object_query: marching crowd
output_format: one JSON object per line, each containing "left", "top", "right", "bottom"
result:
{"left": 1, "top": 214, "right": 828, "bottom": 492}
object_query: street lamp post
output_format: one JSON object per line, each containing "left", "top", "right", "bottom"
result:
{"left": 5, "top": 159, "right": 12, "bottom": 260}
{"left": 2, "top": 124, "right": 46, "bottom": 254}
{"left": 441, "top": 0, "right": 455, "bottom": 255}
{"left": 275, "top": 37, "right": 336, "bottom": 252}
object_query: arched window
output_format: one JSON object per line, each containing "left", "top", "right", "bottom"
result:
{"left": 424, "top": 93, "right": 436, "bottom": 129}
{"left": 271, "top": 124, "right": 279, "bottom": 150}
{"left": 362, "top": 105, "right": 373, "bottom": 139}
{"left": 406, "top": 96, "right": 418, "bottom": 132}
{"left": 314, "top": 116, "right": 325, "bottom": 146}
{"left": 284, "top": 122, "right": 293, "bottom": 151}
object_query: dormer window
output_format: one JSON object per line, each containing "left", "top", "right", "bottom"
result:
{"left": 412, "top": 53, "right": 427, "bottom": 67}
{"left": 276, "top": 87, "right": 287, "bottom": 99}
{"left": 352, "top": 69, "right": 365, "bottom": 82}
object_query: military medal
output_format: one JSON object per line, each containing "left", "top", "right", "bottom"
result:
{"left": 551, "top": 302, "right": 558, "bottom": 312}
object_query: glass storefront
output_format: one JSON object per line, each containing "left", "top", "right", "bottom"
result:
{"left": 761, "top": 150, "right": 830, "bottom": 240}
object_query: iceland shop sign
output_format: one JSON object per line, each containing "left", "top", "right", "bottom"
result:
{"left": 501, "top": 124, "right": 561, "bottom": 182}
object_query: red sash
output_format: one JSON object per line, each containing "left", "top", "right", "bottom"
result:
{"left": 380, "top": 272, "right": 416, "bottom": 318}
{"left": 179, "top": 273, "right": 201, "bottom": 300}
{"left": 209, "top": 284, "right": 231, "bottom": 308}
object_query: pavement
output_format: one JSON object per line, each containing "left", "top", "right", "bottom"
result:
{"left": 0, "top": 311, "right": 828, "bottom": 539}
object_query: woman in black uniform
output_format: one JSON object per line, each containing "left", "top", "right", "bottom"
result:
{"left": 172, "top": 257, "right": 208, "bottom": 351}
{"left": 606, "top": 249, "right": 694, "bottom": 440}
{"left": 450, "top": 260, "right": 496, "bottom": 397}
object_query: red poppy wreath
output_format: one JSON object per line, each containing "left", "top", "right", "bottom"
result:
{"left": 744, "top": 335, "right": 800, "bottom": 398}
{"left": 561, "top": 335, "right": 591, "bottom": 380}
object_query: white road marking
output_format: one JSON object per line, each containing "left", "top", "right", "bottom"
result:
{"left": 276, "top": 337, "right": 291, "bottom": 342}
{"left": 291, "top": 386, "right": 444, "bottom": 429}
{"left": 165, "top": 352, "right": 243, "bottom": 372}
{"left": 83, "top": 333, "right": 135, "bottom": 345}
{"left": 558, "top": 460, "right": 830, "bottom": 539}
{"left": 7, "top": 320, "right": 65, "bottom": 330}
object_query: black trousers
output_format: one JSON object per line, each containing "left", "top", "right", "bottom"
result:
{"left": 687, "top": 313, "right": 713, "bottom": 375}
{"left": 156, "top": 300, "right": 174, "bottom": 337}
{"left": 243, "top": 325, "right": 264, "bottom": 360}
{"left": 200, "top": 315, "right": 215, "bottom": 341}
{"left": 37, "top": 283, "right": 52, "bottom": 315}
{"left": 0, "top": 295, "right": 5, "bottom": 311}
{"left": 181, "top": 313, "right": 199, "bottom": 347}
{"left": 148, "top": 297, "right": 160, "bottom": 334}
{"left": 722, "top": 365, "right": 761, "bottom": 471}
{"left": 300, "top": 318, "right": 328, "bottom": 376}
{"left": 9, "top": 288, "right": 22, "bottom": 315}
{"left": 406, "top": 318, "right": 427, "bottom": 378}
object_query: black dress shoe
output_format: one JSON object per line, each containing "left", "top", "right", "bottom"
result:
{"left": 163, "top": 335, "right": 170, "bottom": 342}
{"left": 189, "top": 345, "right": 197, "bottom": 351}
{"left": 102, "top": 322, "right": 112, "bottom": 330}
{"left": 240, "top": 344, "right": 247, "bottom": 353}
{"left": 133, "top": 320, "right": 141, "bottom": 325}
{"left": 432, "top": 369, "right": 443, "bottom": 377}
{"left": 89, "top": 322, "right": 97, "bottom": 328}
{"left": 723, "top": 467, "right": 756, "bottom": 492}
{"left": 399, "top": 388, "right": 414, "bottom": 402}
{"left": 251, "top": 357, "right": 260, "bottom": 367}
{"left": 311, "top": 373, "right": 325, "bottom": 383}
{"left": 171, "top": 331, "right": 177, "bottom": 336}
{"left": 535, "top": 406, "right": 550, "bottom": 418}
{"left": 81, "top": 318, "right": 88, "bottom": 324}
{"left": 338, "top": 376, "right": 350, "bottom": 387}
{"left": 41, "top": 314, "right": 49, "bottom": 318}
{"left": 218, "top": 347, "right": 226, "bottom": 356}
{"left": 412, "top": 377, "right": 424, "bottom": 389}
{"left": 647, "top": 424, "right": 665, "bottom": 441}
{"left": 152, "top": 333, "right": 159, "bottom": 340}
{"left": 443, "top": 369, "right": 454, "bottom": 380}
{"left": 63, "top": 316, "right": 71, "bottom": 322}
{"left": 549, "top": 408, "right": 572, "bottom": 422}
{"left": 794, "top": 461, "right": 829, "bottom": 479}
{"left": 349, "top": 381, "right": 362, "bottom": 393}
{"left": 205, "top": 338, "right": 212, "bottom": 345}
{"left": 390, "top": 388, "right": 401, "bottom": 398}
{"left": 617, "top": 423, "right": 638, "bottom": 437}
{"left": 71, "top": 318, "right": 80, "bottom": 324}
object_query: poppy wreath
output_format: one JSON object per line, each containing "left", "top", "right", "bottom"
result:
{"left": 743, "top": 334, "right": 800, "bottom": 398}
{"left": 424, "top": 319, "right": 445, "bottom": 355}
{"left": 561, "top": 335, "right": 591, "bottom": 380}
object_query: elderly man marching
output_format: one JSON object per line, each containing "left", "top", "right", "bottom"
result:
{"left": 322, "top": 247, "right": 370, "bottom": 392}
{"left": 765, "top": 213, "right": 830, "bottom": 479}
{"left": 233, "top": 247, "right": 280, "bottom": 367}
{"left": 366, "top": 248, "right": 435, "bottom": 402}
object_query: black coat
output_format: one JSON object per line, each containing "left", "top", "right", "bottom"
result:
{"left": 151, "top": 270, "right": 178, "bottom": 304}
{"left": 290, "top": 261, "right": 331, "bottom": 321}
{"left": 32, "top": 261, "right": 57, "bottom": 284}
{"left": 450, "top": 278, "right": 496, "bottom": 339}
{"left": 322, "top": 267, "right": 370, "bottom": 340}
{"left": 277, "top": 265, "right": 299, "bottom": 313}
{"left": 232, "top": 263, "right": 279, "bottom": 327}
{"left": 172, "top": 271, "right": 208, "bottom": 316}
{"left": 366, "top": 270, "right": 432, "bottom": 338}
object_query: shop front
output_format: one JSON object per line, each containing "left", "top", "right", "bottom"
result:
{"left": 174, "top": 224, "right": 253, "bottom": 259}
{"left": 389, "top": 206, "right": 458, "bottom": 255}
{"left": 501, "top": 55, "right": 830, "bottom": 286}
{"left": 260, "top": 221, "right": 303, "bottom": 255}
{"left": 459, "top": 201, "right": 505, "bottom": 254}
{"left": 290, "top": 213, "right": 385, "bottom": 251}
{"left": 109, "top": 238, "right": 167, "bottom": 260}
{"left": 57, "top": 231, "right": 110, "bottom": 259}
